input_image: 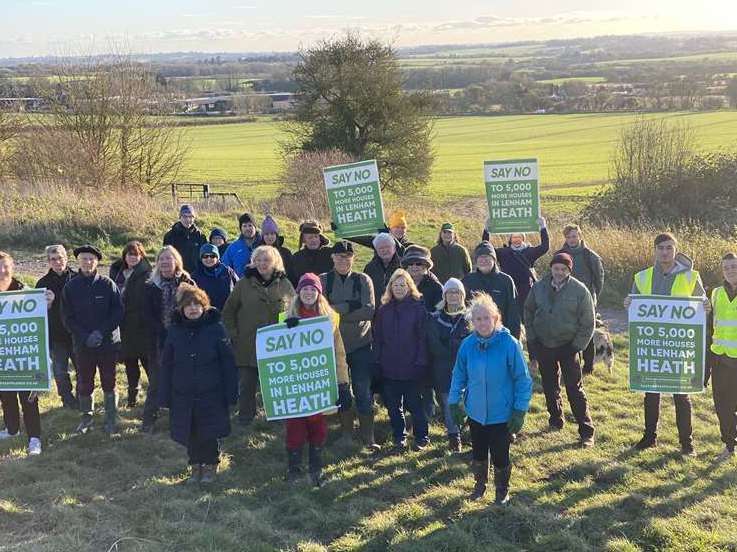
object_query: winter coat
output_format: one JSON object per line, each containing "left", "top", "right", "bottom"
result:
{"left": 494, "top": 227, "right": 549, "bottom": 310}
{"left": 163, "top": 222, "right": 207, "bottom": 274}
{"left": 289, "top": 235, "right": 333, "bottom": 286}
{"left": 427, "top": 309, "right": 471, "bottom": 393}
{"left": 373, "top": 297, "right": 429, "bottom": 381}
{"left": 462, "top": 270, "right": 521, "bottom": 339}
{"left": 556, "top": 240, "right": 604, "bottom": 305}
{"left": 6, "top": 278, "right": 24, "bottom": 291}
{"left": 192, "top": 262, "right": 239, "bottom": 311}
{"left": 110, "top": 259, "right": 153, "bottom": 358}
{"left": 143, "top": 273, "right": 196, "bottom": 351}
{"left": 266, "top": 235, "right": 293, "bottom": 278}
{"left": 222, "top": 232, "right": 263, "bottom": 278}
{"left": 319, "top": 270, "right": 375, "bottom": 354}
{"left": 158, "top": 309, "right": 238, "bottom": 447}
{"left": 430, "top": 240, "right": 472, "bottom": 284}
{"left": 448, "top": 328, "right": 532, "bottom": 425}
{"left": 61, "top": 271, "right": 124, "bottom": 353}
{"left": 524, "top": 274, "right": 595, "bottom": 352}
{"left": 363, "top": 253, "right": 401, "bottom": 307}
{"left": 36, "top": 268, "right": 77, "bottom": 348}
{"left": 629, "top": 253, "right": 705, "bottom": 298}
{"left": 417, "top": 272, "right": 444, "bottom": 313}
{"left": 221, "top": 267, "right": 295, "bottom": 367}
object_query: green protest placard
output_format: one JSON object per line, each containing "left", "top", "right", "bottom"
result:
{"left": 628, "top": 294, "right": 705, "bottom": 394}
{"left": 256, "top": 315, "right": 338, "bottom": 420}
{"left": 484, "top": 158, "right": 540, "bottom": 234}
{"left": 324, "top": 159, "right": 385, "bottom": 239}
{"left": 0, "top": 288, "right": 51, "bottom": 391}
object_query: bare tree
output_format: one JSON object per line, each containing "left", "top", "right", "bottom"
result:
{"left": 0, "top": 109, "right": 24, "bottom": 179}
{"left": 12, "top": 53, "right": 189, "bottom": 194}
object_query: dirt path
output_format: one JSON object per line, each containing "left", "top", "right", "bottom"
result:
{"left": 599, "top": 307, "right": 627, "bottom": 334}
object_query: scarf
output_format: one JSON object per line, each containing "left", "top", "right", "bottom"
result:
{"left": 160, "top": 276, "right": 179, "bottom": 329}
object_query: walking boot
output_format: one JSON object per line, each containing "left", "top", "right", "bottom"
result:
{"left": 308, "top": 445, "right": 324, "bottom": 488}
{"left": 103, "top": 392, "right": 119, "bottom": 434}
{"left": 75, "top": 396, "right": 94, "bottom": 434}
{"left": 448, "top": 433, "right": 462, "bottom": 453}
{"left": 127, "top": 387, "right": 139, "bottom": 408}
{"left": 634, "top": 432, "right": 657, "bottom": 451}
{"left": 470, "top": 459, "right": 489, "bottom": 500}
{"left": 56, "top": 375, "right": 78, "bottom": 410}
{"left": 494, "top": 465, "right": 512, "bottom": 505}
{"left": 285, "top": 447, "right": 303, "bottom": 484}
{"left": 338, "top": 410, "right": 355, "bottom": 447}
{"left": 200, "top": 464, "right": 217, "bottom": 484}
{"left": 358, "top": 413, "right": 381, "bottom": 453}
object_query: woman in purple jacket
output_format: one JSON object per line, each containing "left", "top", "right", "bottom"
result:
{"left": 373, "top": 269, "right": 430, "bottom": 452}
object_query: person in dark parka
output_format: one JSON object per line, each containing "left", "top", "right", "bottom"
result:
{"left": 192, "top": 243, "right": 238, "bottom": 311}
{"left": 364, "top": 232, "right": 402, "bottom": 307}
{"left": 289, "top": 220, "right": 333, "bottom": 286}
{"left": 142, "top": 246, "right": 195, "bottom": 433}
{"left": 482, "top": 217, "right": 549, "bottom": 315}
{"left": 36, "top": 244, "right": 78, "bottom": 409}
{"left": 208, "top": 228, "right": 230, "bottom": 257}
{"left": 427, "top": 278, "right": 471, "bottom": 453}
{"left": 462, "top": 242, "right": 521, "bottom": 339}
{"left": 109, "top": 241, "right": 153, "bottom": 408}
{"left": 163, "top": 204, "right": 208, "bottom": 274}
{"left": 159, "top": 285, "right": 238, "bottom": 484}
{"left": 61, "top": 245, "right": 124, "bottom": 435}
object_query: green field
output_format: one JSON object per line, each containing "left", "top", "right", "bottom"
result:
{"left": 4, "top": 334, "right": 737, "bottom": 551}
{"left": 179, "top": 111, "right": 737, "bottom": 209}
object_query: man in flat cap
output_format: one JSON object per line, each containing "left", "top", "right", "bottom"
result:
{"left": 62, "top": 245, "right": 124, "bottom": 435}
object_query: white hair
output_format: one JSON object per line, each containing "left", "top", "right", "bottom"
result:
{"left": 372, "top": 233, "right": 396, "bottom": 250}
{"left": 45, "top": 245, "right": 67, "bottom": 259}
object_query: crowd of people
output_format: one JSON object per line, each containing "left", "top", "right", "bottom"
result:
{"left": 1, "top": 202, "right": 736, "bottom": 503}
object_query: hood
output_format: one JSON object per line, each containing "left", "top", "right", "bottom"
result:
{"left": 660, "top": 252, "right": 694, "bottom": 274}
{"left": 469, "top": 326, "right": 511, "bottom": 348}
{"left": 209, "top": 227, "right": 228, "bottom": 241}
{"left": 171, "top": 307, "right": 221, "bottom": 327}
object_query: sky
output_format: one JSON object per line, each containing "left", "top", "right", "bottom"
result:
{"left": 3, "top": 0, "right": 737, "bottom": 58}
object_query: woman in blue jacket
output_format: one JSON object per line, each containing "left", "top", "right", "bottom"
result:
{"left": 449, "top": 292, "right": 532, "bottom": 504}
{"left": 159, "top": 284, "right": 238, "bottom": 484}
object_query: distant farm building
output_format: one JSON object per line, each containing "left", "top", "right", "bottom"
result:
{"left": 177, "top": 93, "right": 296, "bottom": 115}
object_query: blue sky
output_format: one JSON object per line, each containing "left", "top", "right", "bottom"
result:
{"left": 3, "top": 0, "right": 737, "bottom": 58}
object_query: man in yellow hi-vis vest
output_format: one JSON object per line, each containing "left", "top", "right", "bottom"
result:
{"left": 624, "top": 233, "right": 709, "bottom": 456}
{"left": 709, "top": 252, "right": 737, "bottom": 463}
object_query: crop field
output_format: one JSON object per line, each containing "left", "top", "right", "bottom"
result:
{"left": 178, "top": 111, "right": 737, "bottom": 210}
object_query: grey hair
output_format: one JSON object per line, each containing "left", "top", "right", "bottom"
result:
{"left": 45, "top": 245, "right": 67, "bottom": 259}
{"left": 372, "top": 233, "right": 396, "bottom": 250}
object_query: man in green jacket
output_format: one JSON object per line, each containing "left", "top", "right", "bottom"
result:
{"left": 430, "top": 223, "right": 472, "bottom": 284}
{"left": 525, "top": 252, "right": 596, "bottom": 447}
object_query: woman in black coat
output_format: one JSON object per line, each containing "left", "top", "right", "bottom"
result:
{"left": 109, "top": 241, "right": 152, "bottom": 407}
{"left": 159, "top": 284, "right": 238, "bottom": 484}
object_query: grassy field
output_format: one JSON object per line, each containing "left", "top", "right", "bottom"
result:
{"left": 3, "top": 334, "right": 737, "bottom": 551}
{"left": 178, "top": 111, "right": 737, "bottom": 211}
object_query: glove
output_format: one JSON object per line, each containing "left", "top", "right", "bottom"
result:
{"left": 507, "top": 410, "right": 526, "bottom": 434}
{"left": 450, "top": 403, "right": 466, "bottom": 428}
{"left": 330, "top": 221, "right": 338, "bottom": 231}
{"left": 335, "top": 383, "right": 353, "bottom": 412}
{"left": 85, "top": 330, "right": 103, "bottom": 348}
{"left": 346, "top": 300, "right": 362, "bottom": 312}
{"left": 285, "top": 317, "right": 300, "bottom": 329}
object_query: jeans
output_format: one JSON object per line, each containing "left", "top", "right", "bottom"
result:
{"left": 644, "top": 393, "right": 692, "bottom": 446}
{"left": 469, "top": 419, "right": 510, "bottom": 468}
{"left": 347, "top": 345, "right": 374, "bottom": 416}
{"left": 419, "top": 385, "right": 436, "bottom": 419}
{"left": 143, "top": 347, "right": 161, "bottom": 423}
{"left": 712, "top": 355, "right": 737, "bottom": 451}
{"left": 383, "top": 379, "right": 428, "bottom": 444}
{"left": 50, "top": 343, "right": 77, "bottom": 397}
{"left": 437, "top": 392, "right": 460, "bottom": 435}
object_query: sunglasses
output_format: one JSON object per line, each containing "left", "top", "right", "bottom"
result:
{"left": 201, "top": 254, "right": 218, "bottom": 259}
